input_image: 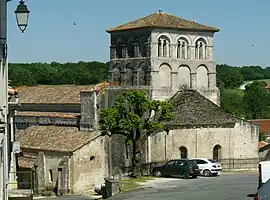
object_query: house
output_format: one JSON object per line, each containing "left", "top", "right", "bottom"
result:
{"left": 16, "top": 126, "right": 107, "bottom": 195}
{"left": 250, "top": 119, "right": 270, "bottom": 142}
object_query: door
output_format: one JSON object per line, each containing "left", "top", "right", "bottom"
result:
{"left": 162, "top": 160, "right": 176, "bottom": 176}
{"left": 196, "top": 159, "right": 208, "bottom": 171}
{"left": 171, "top": 160, "right": 186, "bottom": 176}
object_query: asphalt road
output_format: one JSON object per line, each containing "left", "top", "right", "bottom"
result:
{"left": 110, "top": 172, "right": 258, "bottom": 200}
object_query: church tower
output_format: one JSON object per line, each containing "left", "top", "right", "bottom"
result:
{"left": 106, "top": 10, "right": 220, "bottom": 105}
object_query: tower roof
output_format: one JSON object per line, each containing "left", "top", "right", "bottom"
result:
{"left": 106, "top": 11, "right": 219, "bottom": 33}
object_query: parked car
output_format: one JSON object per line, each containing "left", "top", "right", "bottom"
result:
{"left": 190, "top": 158, "right": 222, "bottom": 177}
{"left": 152, "top": 159, "right": 200, "bottom": 179}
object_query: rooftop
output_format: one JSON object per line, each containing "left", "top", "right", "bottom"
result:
{"left": 17, "top": 82, "right": 110, "bottom": 104}
{"left": 16, "top": 126, "right": 100, "bottom": 152}
{"left": 107, "top": 11, "right": 219, "bottom": 33}
{"left": 167, "top": 90, "right": 236, "bottom": 128}
{"left": 15, "top": 111, "right": 80, "bottom": 119}
{"left": 250, "top": 119, "right": 270, "bottom": 133}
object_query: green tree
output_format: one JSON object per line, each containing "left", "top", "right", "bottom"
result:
{"left": 220, "top": 88, "right": 245, "bottom": 117}
{"left": 242, "top": 81, "right": 270, "bottom": 119}
{"left": 98, "top": 90, "right": 175, "bottom": 177}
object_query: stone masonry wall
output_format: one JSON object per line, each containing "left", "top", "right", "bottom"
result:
{"left": 71, "top": 136, "right": 108, "bottom": 194}
{"left": 150, "top": 120, "right": 259, "bottom": 162}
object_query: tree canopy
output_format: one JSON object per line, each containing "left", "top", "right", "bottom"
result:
{"left": 98, "top": 90, "right": 175, "bottom": 176}
{"left": 8, "top": 61, "right": 108, "bottom": 86}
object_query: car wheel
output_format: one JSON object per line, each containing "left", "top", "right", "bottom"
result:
{"left": 182, "top": 172, "right": 190, "bottom": 179}
{"left": 203, "top": 169, "right": 211, "bottom": 177}
{"left": 154, "top": 170, "right": 162, "bottom": 177}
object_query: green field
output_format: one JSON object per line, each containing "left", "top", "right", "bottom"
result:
{"left": 223, "top": 89, "right": 245, "bottom": 97}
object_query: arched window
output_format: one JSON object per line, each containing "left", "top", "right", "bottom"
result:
{"left": 213, "top": 145, "right": 222, "bottom": 162}
{"left": 158, "top": 39, "right": 162, "bottom": 57}
{"left": 49, "top": 169, "right": 53, "bottom": 182}
{"left": 112, "top": 67, "right": 121, "bottom": 85}
{"left": 179, "top": 146, "right": 188, "bottom": 159}
{"left": 157, "top": 36, "right": 170, "bottom": 57}
{"left": 139, "top": 37, "right": 147, "bottom": 57}
{"left": 195, "top": 39, "right": 207, "bottom": 59}
{"left": 177, "top": 38, "right": 189, "bottom": 59}
{"left": 127, "top": 40, "right": 134, "bottom": 58}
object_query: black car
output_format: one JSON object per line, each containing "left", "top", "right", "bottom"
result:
{"left": 152, "top": 159, "right": 200, "bottom": 179}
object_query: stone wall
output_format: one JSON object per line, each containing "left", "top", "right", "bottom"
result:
{"left": 149, "top": 119, "right": 259, "bottom": 169}
{"left": 15, "top": 116, "right": 78, "bottom": 131}
{"left": 70, "top": 135, "right": 108, "bottom": 194}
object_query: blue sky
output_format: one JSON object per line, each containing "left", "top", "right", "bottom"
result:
{"left": 7, "top": 0, "right": 270, "bottom": 67}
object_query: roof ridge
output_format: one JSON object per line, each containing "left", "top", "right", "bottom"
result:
{"left": 106, "top": 11, "right": 219, "bottom": 33}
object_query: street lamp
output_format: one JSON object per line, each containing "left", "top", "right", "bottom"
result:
{"left": 14, "top": 0, "right": 30, "bottom": 33}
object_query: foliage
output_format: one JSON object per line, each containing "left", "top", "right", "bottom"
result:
{"left": 242, "top": 81, "right": 270, "bottom": 119}
{"left": 99, "top": 90, "right": 175, "bottom": 176}
{"left": 8, "top": 61, "right": 108, "bottom": 86}
{"left": 259, "top": 132, "right": 266, "bottom": 142}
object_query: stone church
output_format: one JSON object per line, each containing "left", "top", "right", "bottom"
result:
{"left": 106, "top": 10, "right": 259, "bottom": 166}
{"left": 13, "top": 11, "right": 259, "bottom": 194}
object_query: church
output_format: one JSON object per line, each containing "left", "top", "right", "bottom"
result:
{"left": 106, "top": 10, "right": 259, "bottom": 165}
{"left": 13, "top": 11, "right": 259, "bottom": 194}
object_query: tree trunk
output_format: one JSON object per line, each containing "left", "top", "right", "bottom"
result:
{"left": 131, "top": 140, "right": 143, "bottom": 177}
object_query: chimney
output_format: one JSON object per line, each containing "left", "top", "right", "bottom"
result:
{"left": 80, "top": 91, "right": 98, "bottom": 131}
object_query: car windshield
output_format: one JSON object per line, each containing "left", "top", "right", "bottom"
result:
{"left": 208, "top": 159, "right": 217, "bottom": 163}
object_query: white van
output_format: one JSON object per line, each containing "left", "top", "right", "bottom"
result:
{"left": 258, "top": 160, "right": 270, "bottom": 189}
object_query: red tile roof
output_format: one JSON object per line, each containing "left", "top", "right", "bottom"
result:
{"left": 17, "top": 82, "right": 110, "bottom": 104}
{"left": 259, "top": 141, "right": 269, "bottom": 149}
{"left": 16, "top": 111, "right": 79, "bottom": 119}
{"left": 106, "top": 11, "right": 219, "bottom": 33}
{"left": 16, "top": 126, "right": 100, "bottom": 152}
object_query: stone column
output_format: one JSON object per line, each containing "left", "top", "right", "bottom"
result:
{"left": 145, "top": 70, "right": 151, "bottom": 86}
{"left": 133, "top": 43, "right": 140, "bottom": 57}
{"left": 110, "top": 45, "right": 116, "bottom": 59}
{"left": 120, "top": 71, "right": 127, "bottom": 85}
{"left": 145, "top": 42, "right": 150, "bottom": 57}
{"left": 190, "top": 46, "right": 195, "bottom": 59}
{"left": 208, "top": 46, "right": 213, "bottom": 60}
{"left": 208, "top": 72, "right": 217, "bottom": 89}
{"left": 133, "top": 70, "right": 138, "bottom": 86}
{"left": 190, "top": 72, "right": 197, "bottom": 89}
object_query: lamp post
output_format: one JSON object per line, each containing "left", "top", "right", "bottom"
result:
{"left": 0, "top": 0, "right": 30, "bottom": 200}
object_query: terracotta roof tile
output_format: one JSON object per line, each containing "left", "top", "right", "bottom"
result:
{"left": 168, "top": 90, "right": 235, "bottom": 127}
{"left": 16, "top": 111, "right": 80, "bottom": 119}
{"left": 16, "top": 126, "right": 100, "bottom": 152}
{"left": 259, "top": 141, "right": 269, "bottom": 149}
{"left": 18, "top": 156, "right": 36, "bottom": 169}
{"left": 106, "top": 11, "right": 219, "bottom": 33}
{"left": 17, "top": 82, "right": 110, "bottom": 104}
{"left": 250, "top": 119, "right": 270, "bottom": 133}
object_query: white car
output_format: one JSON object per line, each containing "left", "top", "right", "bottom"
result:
{"left": 190, "top": 158, "right": 222, "bottom": 177}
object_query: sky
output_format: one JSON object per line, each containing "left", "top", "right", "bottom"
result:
{"left": 6, "top": 0, "right": 270, "bottom": 67}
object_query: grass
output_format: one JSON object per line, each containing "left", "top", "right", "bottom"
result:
{"left": 119, "top": 176, "right": 156, "bottom": 192}
{"left": 223, "top": 89, "right": 245, "bottom": 97}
